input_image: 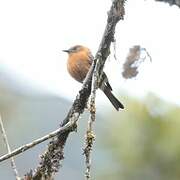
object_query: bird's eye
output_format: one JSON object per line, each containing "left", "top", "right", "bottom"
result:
{"left": 73, "top": 46, "right": 80, "bottom": 52}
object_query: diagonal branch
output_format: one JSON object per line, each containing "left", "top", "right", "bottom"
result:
{"left": 0, "top": 114, "right": 20, "bottom": 180}
{"left": 26, "top": 1, "right": 126, "bottom": 179}
{"left": 0, "top": 120, "right": 77, "bottom": 163}
{"left": 31, "top": 1, "right": 125, "bottom": 179}
{"left": 29, "top": 62, "right": 96, "bottom": 180}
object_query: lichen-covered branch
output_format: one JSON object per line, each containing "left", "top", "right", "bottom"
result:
{"left": 83, "top": 61, "right": 97, "bottom": 180}
{"left": 27, "top": 1, "right": 126, "bottom": 179}
{"left": 0, "top": 121, "right": 77, "bottom": 163}
{"left": 28, "top": 62, "right": 95, "bottom": 180}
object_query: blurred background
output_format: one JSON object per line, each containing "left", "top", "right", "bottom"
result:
{"left": 0, "top": 0, "right": 180, "bottom": 179}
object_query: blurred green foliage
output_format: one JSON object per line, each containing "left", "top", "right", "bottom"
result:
{"left": 97, "top": 94, "right": 180, "bottom": 180}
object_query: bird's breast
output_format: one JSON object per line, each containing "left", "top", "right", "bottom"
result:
{"left": 67, "top": 52, "right": 91, "bottom": 83}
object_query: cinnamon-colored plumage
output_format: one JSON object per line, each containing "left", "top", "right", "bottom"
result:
{"left": 63, "top": 45, "right": 124, "bottom": 110}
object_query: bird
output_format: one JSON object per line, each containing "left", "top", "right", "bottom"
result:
{"left": 63, "top": 45, "right": 124, "bottom": 111}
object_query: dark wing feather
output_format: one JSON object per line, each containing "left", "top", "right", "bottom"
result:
{"left": 88, "top": 51, "right": 94, "bottom": 65}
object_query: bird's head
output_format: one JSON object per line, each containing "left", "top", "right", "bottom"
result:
{"left": 63, "top": 45, "right": 89, "bottom": 55}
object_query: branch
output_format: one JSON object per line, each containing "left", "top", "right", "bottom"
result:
{"left": 83, "top": 57, "right": 98, "bottom": 180}
{"left": 25, "top": 0, "right": 126, "bottom": 179}
{"left": 155, "top": 0, "right": 180, "bottom": 7}
{"left": 0, "top": 121, "right": 76, "bottom": 163}
{"left": 0, "top": 114, "right": 20, "bottom": 180}
{"left": 29, "top": 62, "right": 96, "bottom": 179}
{"left": 31, "top": 2, "right": 124, "bottom": 177}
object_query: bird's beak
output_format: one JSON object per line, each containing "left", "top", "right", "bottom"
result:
{"left": 62, "top": 49, "right": 70, "bottom": 53}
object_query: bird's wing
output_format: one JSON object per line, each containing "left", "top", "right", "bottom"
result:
{"left": 88, "top": 51, "right": 94, "bottom": 65}
{"left": 101, "top": 73, "right": 113, "bottom": 91}
{"left": 88, "top": 51, "right": 113, "bottom": 91}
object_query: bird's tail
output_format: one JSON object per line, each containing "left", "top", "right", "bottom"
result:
{"left": 103, "top": 86, "right": 124, "bottom": 111}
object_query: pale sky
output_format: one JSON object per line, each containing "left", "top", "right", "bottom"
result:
{"left": 0, "top": 0, "right": 180, "bottom": 106}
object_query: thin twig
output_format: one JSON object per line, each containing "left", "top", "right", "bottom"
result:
{"left": 0, "top": 120, "right": 76, "bottom": 163}
{"left": 141, "top": 47, "right": 152, "bottom": 62}
{"left": 83, "top": 60, "right": 98, "bottom": 180}
{"left": 0, "top": 114, "right": 20, "bottom": 180}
